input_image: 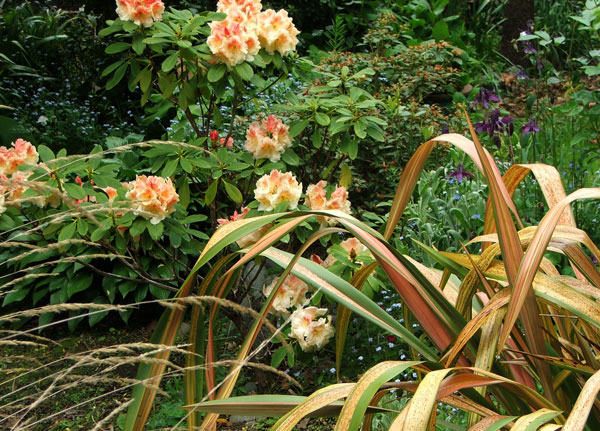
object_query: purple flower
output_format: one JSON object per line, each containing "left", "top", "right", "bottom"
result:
{"left": 441, "top": 124, "right": 450, "bottom": 134}
{"left": 516, "top": 69, "right": 529, "bottom": 80}
{"left": 475, "top": 109, "right": 514, "bottom": 139}
{"left": 472, "top": 87, "right": 500, "bottom": 109}
{"left": 447, "top": 164, "right": 474, "bottom": 182}
{"left": 523, "top": 41, "right": 537, "bottom": 54}
{"left": 521, "top": 117, "right": 541, "bottom": 136}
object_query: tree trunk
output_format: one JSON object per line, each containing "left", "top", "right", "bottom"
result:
{"left": 500, "top": 0, "right": 534, "bottom": 66}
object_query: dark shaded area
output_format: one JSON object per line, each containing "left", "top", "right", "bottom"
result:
{"left": 500, "top": 0, "right": 534, "bottom": 66}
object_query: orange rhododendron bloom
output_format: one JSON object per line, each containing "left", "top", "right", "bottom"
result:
{"left": 125, "top": 175, "right": 179, "bottom": 224}
{"left": 0, "top": 139, "right": 39, "bottom": 176}
{"left": 116, "top": 0, "right": 165, "bottom": 27}
{"left": 305, "top": 180, "right": 351, "bottom": 226}
{"left": 244, "top": 115, "right": 291, "bottom": 161}
{"left": 256, "top": 9, "right": 299, "bottom": 56}
{"left": 290, "top": 306, "right": 334, "bottom": 351}
{"left": 263, "top": 274, "right": 310, "bottom": 316}
{"left": 207, "top": 11, "right": 260, "bottom": 67}
{"left": 254, "top": 170, "right": 302, "bottom": 211}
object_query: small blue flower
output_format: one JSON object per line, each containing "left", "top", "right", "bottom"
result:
{"left": 329, "top": 368, "right": 336, "bottom": 374}
{"left": 376, "top": 346, "right": 382, "bottom": 352}
{"left": 358, "top": 356, "right": 364, "bottom": 361}
{"left": 388, "top": 342, "right": 394, "bottom": 348}
{"left": 472, "top": 214, "right": 481, "bottom": 219}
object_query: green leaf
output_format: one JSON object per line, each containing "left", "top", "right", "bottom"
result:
{"left": 432, "top": 20, "right": 450, "bottom": 41}
{"left": 340, "top": 163, "right": 352, "bottom": 188}
{"left": 223, "top": 180, "right": 243, "bottom": 203}
{"left": 162, "top": 158, "right": 179, "bottom": 177}
{"left": 105, "top": 41, "right": 130, "bottom": 54}
{"left": 271, "top": 345, "right": 288, "bottom": 368}
{"left": 64, "top": 183, "right": 87, "bottom": 200}
{"left": 315, "top": 112, "right": 330, "bottom": 126}
{"left": 132, "top": 33, "right": 145, "bottom": 55}
{"left": 130, "top": 219, "right": 147, "bottom": 236}
{"left": 58, "top": 222, "right": 76, "bottom": 242}
{"left": 37, "top": 145, "right": 55, "bottom": 163}
{"left": 67, "top": 273, "right": 93, "bottom": 299}
{"left": 179, "top": 178, "right": 190, "bottom": 209}
{"left": 234, "top": 62, "right": 254, "bottom": 81}
{"left": 147, "top": 222, "right": 164, "bottom": 240}
{"left": 101, "top": 60, "right": 125, "bottom": 77}
{"left": 107, "top": 63, "right": 128, "bottom": 91}
{"left": 289, "top": 119, "right": 310, "bottom": 138}
{"left": 281, "top": 148, "right": 301, "bottom": 166}
{"left": 205, "top": 179, "right": 219, "bottom": 205}
{"left": 208, "top": 63, "right": 227, "bottom": 82}
{"left": 162, "top": 52, "right": 179, "bottom": 73}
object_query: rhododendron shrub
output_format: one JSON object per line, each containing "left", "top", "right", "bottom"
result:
{"left": 115, "top": 0, "right": 165, "bottom": 27}
{"left": 254, "top": 170, "right": 302, "bottom": 211}
{"left": 0, "top": 138, "right": 197, "bottom": 328}
{"left": 245, "top": 115, "right": 292, "bottom": 161}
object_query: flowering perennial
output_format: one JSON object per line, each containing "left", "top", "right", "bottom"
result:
{"left": 263, "top": 274, "right": 310, "bottom": 316}
{"left": 125, "top": 175, "right": 179, "bottom": 224}
{"left": 254, "top": 170, "right": 302, "bottom": 211}
{"left": 304, "top": 180, "right": 351, "bottom": 226}
{"left": 0, "top": 139, "right": 39, "bottom": 176}
{"left": 256, "top": 9, "right": 299, "bottom": 56}
{"left": 115, "top": 0, "right": 165, "bottom": 27}
{"left": 245, "top": 115, "right": 292, "bottom": 162}
{"left": 290, "top": 307, "right": 335, "bottom": 351}
{"left": 208, "top": 0, "right": 298, "bottom": 67}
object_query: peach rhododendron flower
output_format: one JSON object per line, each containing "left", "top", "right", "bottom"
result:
{"left": 103, "top": 186, "right": 118, "bottom": 201}
{"left": 217, "top": 0, "right": 262, "bottom": 17}
{"left": 254, "top": 170, "right": 302, "bottom": 211}
{"left": 1, "top": 171, "right": 47, "bottom": 208}
{"left": 324, "top": 237, "right": 372, "bottom": 267}
{"left": 217, "top": 207, "right": 269, "bottom": 247}
{"left": 207, "top": 12, "right": 260, "bottom": 67}
{"left": 263, "top": 274, "right": 310, "bottom": 316}
{"left": 290, "top": 307, "right": 334, "bottom": 351}
{"left": 125, "top": 175, "right": 179, "bottom": 224}
{"left": 256, "top": 9, "right": 299, "bottom": 56}
{"left": 116, "top": 0, "right": 165, "bottom": 27}
{"left": 245, "top": 115, "right": 292, "bottom": 162}
{"left": 304, "top": 180, "right": 351, "bottom": 226}
{"left": 0, "top": 139, "right": 39, "bottom": 175}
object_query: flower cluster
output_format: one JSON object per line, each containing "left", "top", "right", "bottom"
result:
{"left": 254, "top": 170, "right": 302, "bottom": 211}
{"left": 125, "top": 175, "right": 179, "bottom": 224}
{"left": 244, "top": 115, "right": 292, "bottom": 162}
{"left": 255, "top": 9, "right": 300, "bottom": 56}
{"left": 207, "top": 0, "right": 298, "bottom": 67}
{"left": 290, "top": 307, "right": 335, "bottom": 351}
{"left": 0, "top": 139, "right": 39, "bottom": 175}
{"left": 207, "top": 8, "right": 260, "bottom": 67}
{"left": 115, "top": 0, "right": 165, "bottom": 27}
{"left": 217, "top": 206, "right": 269, "bottom": 247}
{"left": 305, "top": 180, "right": 351, "bottom": 226}
{"left": 263, "top": 274, "right": 310, "bottom": 316}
